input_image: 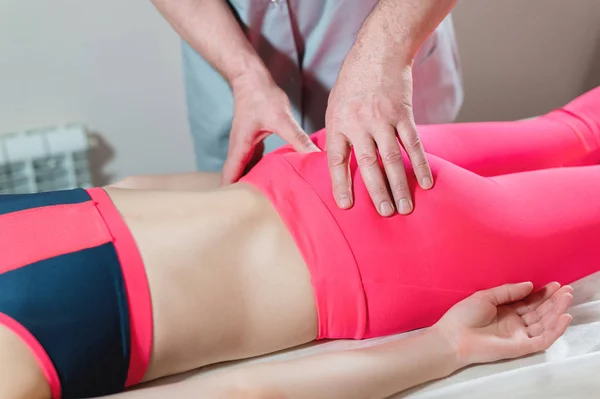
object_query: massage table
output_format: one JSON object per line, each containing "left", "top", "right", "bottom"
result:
{"left": 111, "top": 272, "right": 600, "bottom": 399}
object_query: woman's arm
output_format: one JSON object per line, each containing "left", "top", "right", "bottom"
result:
{"left": 200, "top": 329, "right": 457, "bottom": 399}
{"left": 113, "top": 282, "right": 572, "bottom": 399}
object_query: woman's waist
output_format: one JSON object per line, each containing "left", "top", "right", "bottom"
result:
{"left": 241, "top": 152, "right": 368, "bottom": 339}
{"left": 122, "top": 183, "right": 318, "bottom": 377}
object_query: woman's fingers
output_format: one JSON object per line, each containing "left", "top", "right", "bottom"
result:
{"left": 528, "top": 313, "right": 573, "bottom": 353}
{"left": 512, "top": 282, "right": 562, "bottom": 316}
{"left": 526, "top": 292, "right": 573, "bottom": 337}
{"left": 521, "top": 286, "right": 573, "bottom": 326}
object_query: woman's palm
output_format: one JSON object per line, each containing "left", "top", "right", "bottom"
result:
{"left": 436, "top": 282, "right": 574, "bottom": 366}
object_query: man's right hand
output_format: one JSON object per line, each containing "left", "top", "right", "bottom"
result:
{"left": 152, "top": 0, "right": 319, "bottom": 185}
{"left": 221, "top": 70, "right": 320, "bottom": 185}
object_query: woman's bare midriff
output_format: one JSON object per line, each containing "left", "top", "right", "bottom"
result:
{"left": 0, "top": 183, "right": 317, "bottom": 399}
{"left": 106, "top": 183, "right": 318, "bottom": 382}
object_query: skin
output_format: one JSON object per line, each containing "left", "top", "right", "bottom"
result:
{"left": 151, "top": 0, "right": 320, "bottom": 185}
{"left": 0, "top": 173, "right": 574, "bottom": 399}
{"left": 108, "top": 278, "right": 572, "bottom": 399}
{"left": 0, "top": 178, "right": 317, "bottom": 399}
{"left": 151, "top": 0, "right": 459, "bottom": 215}
{"left": 326, "top": 0, "right": 458, "bottom": 216}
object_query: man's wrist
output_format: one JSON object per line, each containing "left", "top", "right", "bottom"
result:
{"left": 229, "top": 59, "right": 278, "bottom": 98}
{"left": 227, "top": 55, "right": 272, "bottom": 91}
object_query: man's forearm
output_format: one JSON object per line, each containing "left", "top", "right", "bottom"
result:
{"left": 152, "top": 0, "right": 267, "bottom": 85}
{"left": 356, "top": 0, "right": 458, "bottom": 65}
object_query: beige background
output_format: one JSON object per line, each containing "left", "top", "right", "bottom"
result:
{"left": 1, "top": 0, "right": 599, "bottom": 181}
{"left": 453, "top": 0, "right": 600, "bottom": 122}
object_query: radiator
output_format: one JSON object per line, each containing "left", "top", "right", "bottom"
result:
{"left": 0, "top": 125, "right": 92, "bottom": 194}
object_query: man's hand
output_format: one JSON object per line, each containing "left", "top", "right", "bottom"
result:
{"left": 325, "top": 0, "right": 458, "bottom": 216}
{"left": 151, "top": 0, "right": 319, "bottom": 185}
{"left": 326, "top": 58, "right": 431, "bottom": 216}
{"left": 221, "top": 70, "right": 320, "bottom": 185}
{"left": 434, "top": 282, "right": 574, "bottom": 367}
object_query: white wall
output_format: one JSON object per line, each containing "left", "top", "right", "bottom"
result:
{"left": 1, "top": 1, "right": 600, "bottom": 181}
{"left": 0, "top": 0, "right": 195, "bottom": 182}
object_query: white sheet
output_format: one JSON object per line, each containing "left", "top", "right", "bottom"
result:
{"left": 113, "top": 272, "right": 600, "bottom": 399}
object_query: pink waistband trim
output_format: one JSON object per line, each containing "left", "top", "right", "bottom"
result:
{"left": 86, "top": 188, "right": 153, "bottom": 387}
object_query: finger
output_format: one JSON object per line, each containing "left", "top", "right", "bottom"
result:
{"left": 374, "top": 125, "right": 412, "bottom": 215}
{"left": 221, "top": 129, "right": 257, "bottom": 185}
{"left": 522, "top": 286, "right": 573, "bottom": 325}
{"left": 326, "top": 133, "right": 353, "bottom": 209}
{"left": 528, "top": 313, "right": 573, "bottom": 353}
{"left": 396, "top": 119, "right": 433, "bottom": 190}
{"left": 476, "top": 282, "right": 534, "bottom": 306}
{"left": 513, "top": 282, "right": 561, "bottom": 316}
{"left": 277, "top": 114, "right": 320, "bottom": 153}
{"left": 354, "top": 136, "right": 395, "bottom": 216}
{"left": 539, "top": 292, "right": 574, "bottom": 329}
{"left": 526, "top": 292, "right": 573, "bottom": 337}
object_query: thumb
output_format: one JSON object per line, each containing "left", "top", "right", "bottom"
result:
{"left": 221, "top": 133, "right": 256, "bottom": 186}
{"left": 276, "top": 115, "right": 321, "bottom": 153}
{"left": 478, "top": 282, "right": 535, "bottom": 306}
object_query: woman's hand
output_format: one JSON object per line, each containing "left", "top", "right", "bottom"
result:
{"left": 221, "top": 70, "right": 320, "bottom": 185}
{"left": 434, "top": 282, "right": 574, "bottom": 367}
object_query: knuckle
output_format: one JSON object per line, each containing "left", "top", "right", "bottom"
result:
{"left": 472, "top": 291, "right": 488, "bottom": 301}
{"left": 391, "top": 181, "right": 410, "bottom": 199}
{"left": 368, "top": 182, "right": 389, "bottom": 198}
{"left": 328, "top": 152, "right": 347, "bottom": 168}
{"left": 399, "top": 99, "right": 414, "bottom": 114}
{"left": 405, "top": 134, "right": 423, "bottom": 152}
{"left": 295, "top": 131, "right": 312, "bottom": 146}
{"left": 380, "top": 149, "right": 404, "bottom": 165}
{"left": 356, "top": 152, "right": 379, "bottom": 168}
{"left": 332, "top": 179, "right": 349, "bottom": 192}
{"left": 414, "top": 159, "right": 430, "bottom": 171}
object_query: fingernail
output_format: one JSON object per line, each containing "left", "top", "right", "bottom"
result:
{"left": 398, "top": 198, "right": 412, "bottom": 215}
{"left": 421, "top": 176, "right": 433, "bottom": 189}
{"left": 379, "top": 201, "right": 394, "bottom": 216}
{"left": 338, "top": 195, "right": 352, "bottom": 209}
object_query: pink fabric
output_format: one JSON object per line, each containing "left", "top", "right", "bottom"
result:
{"left": 0, "top": 202, "right": 112, "bottom": 274}
{"left": 242, "top": 87, "right": 600, "bottom": 339}
{"left": 0, "top": 313, "right": 61, "bottom": 399}
{"left": 86, "top": 188, "right": 153, "bottom": 388}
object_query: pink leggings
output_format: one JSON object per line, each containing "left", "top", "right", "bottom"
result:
{"left": 244, "top": 87, "right": 600, "bottom": 339}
